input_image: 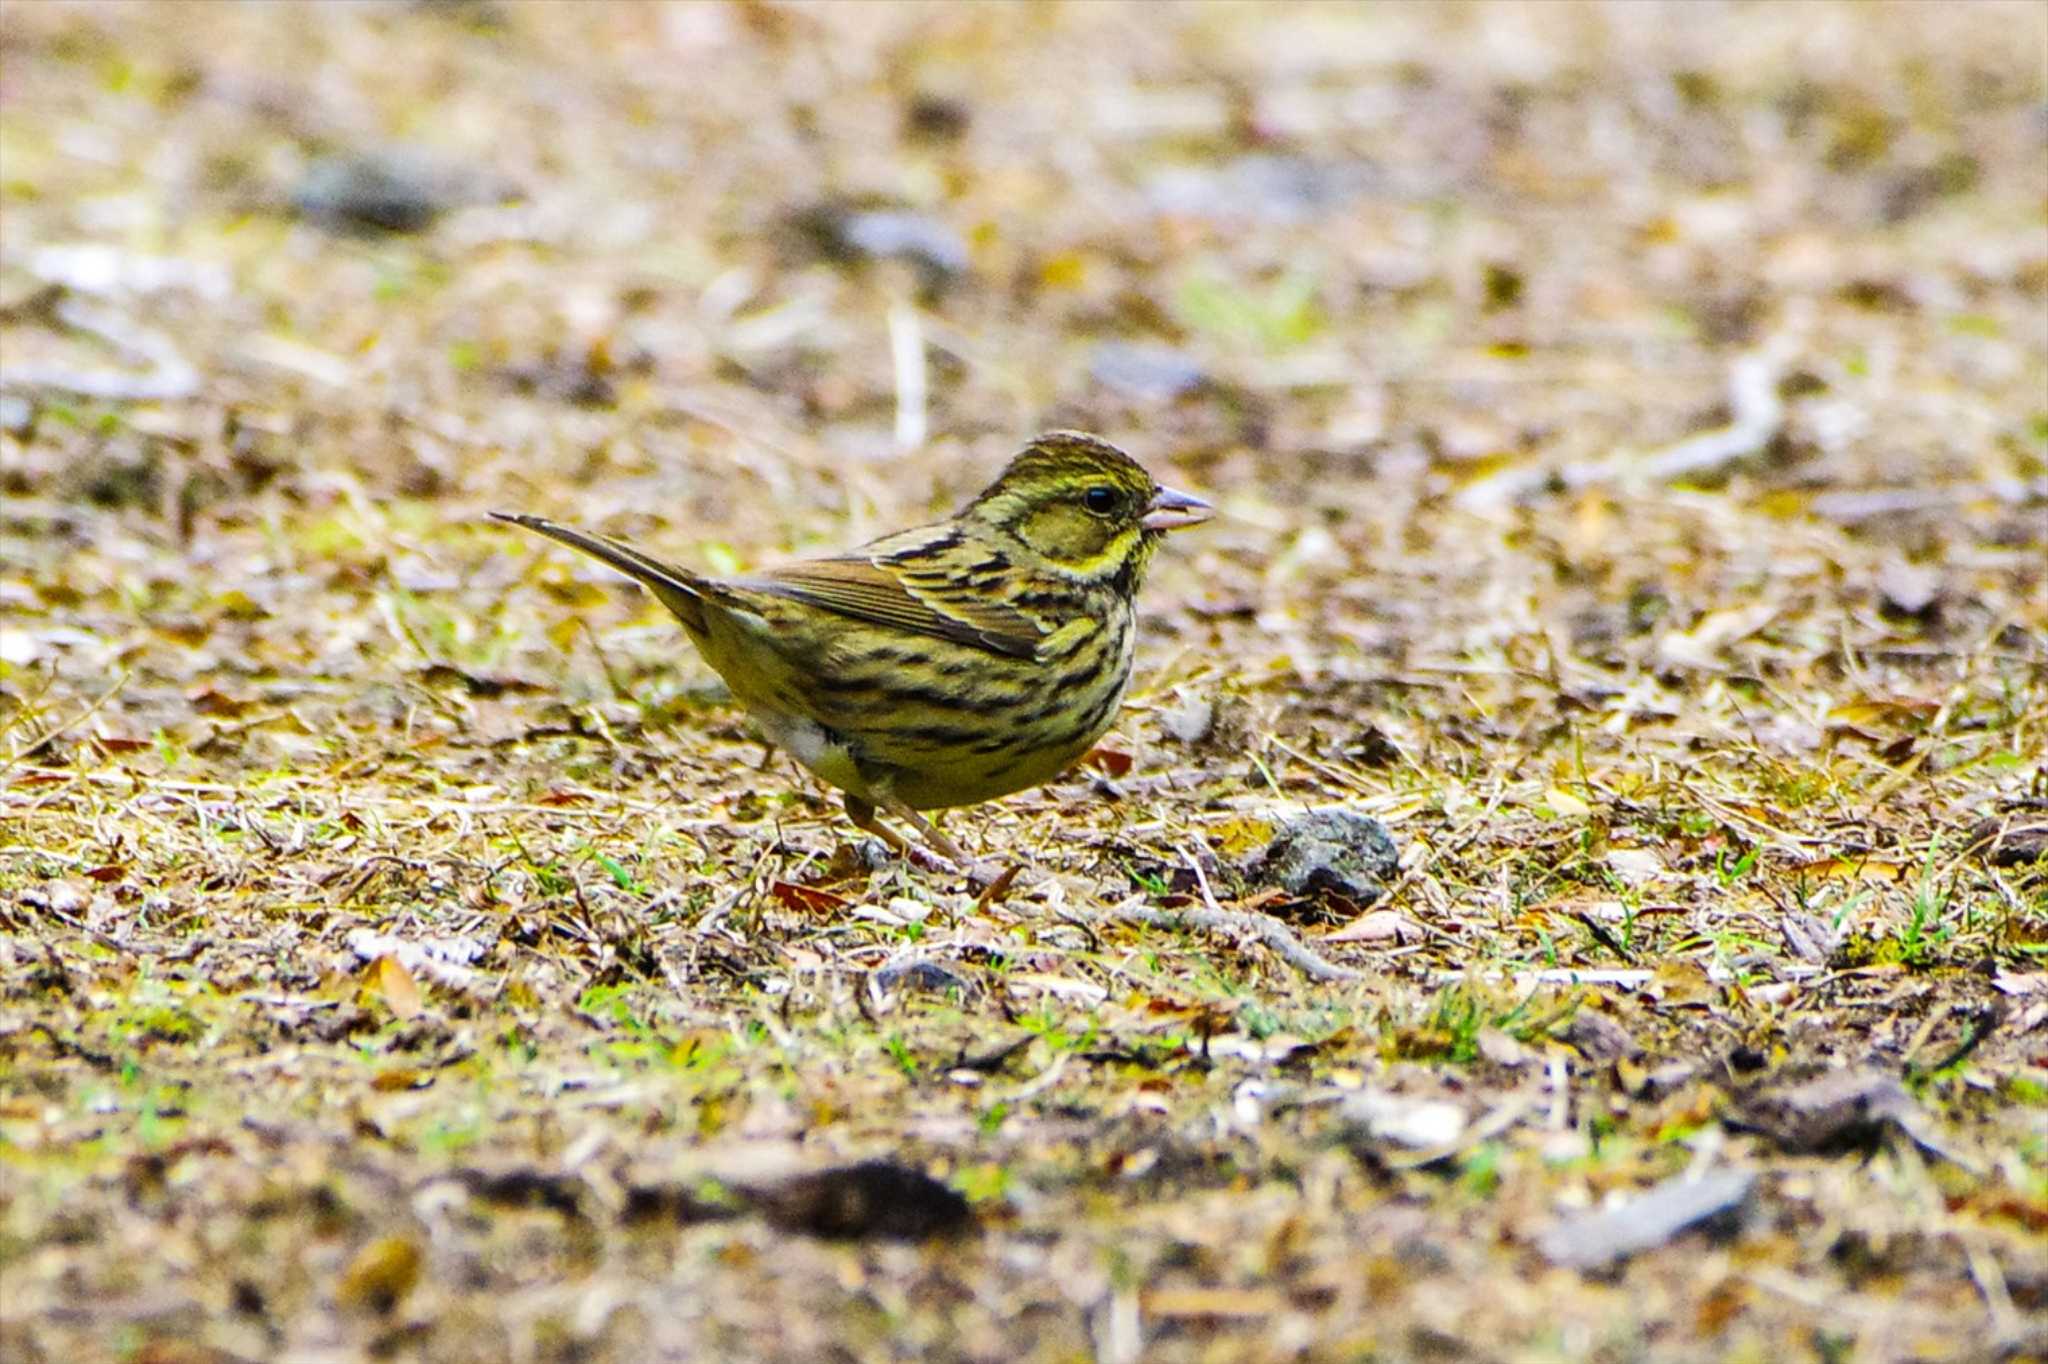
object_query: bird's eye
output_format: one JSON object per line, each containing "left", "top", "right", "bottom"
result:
{"left": 1083, "top": 486, "right": 1118, "bottom": 514}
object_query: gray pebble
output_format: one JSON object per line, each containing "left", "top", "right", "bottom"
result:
{"left": 1253, "top": 806, "right": 1400, "bottom": 901}
{"left": 1250, "top": 806, "right": 1398, "bottom": 903}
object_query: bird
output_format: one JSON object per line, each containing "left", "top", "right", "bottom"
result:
{"left": 493, "top": 432, "right": 1211, "bottom": 865}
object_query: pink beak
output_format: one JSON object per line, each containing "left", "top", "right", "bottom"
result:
{"left": 1139, "top": 484, "right": 1213, "bottom": 531}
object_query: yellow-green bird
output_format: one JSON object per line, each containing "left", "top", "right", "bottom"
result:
{"left": 494, "top": 432, "right": 1210, "bottom": 864}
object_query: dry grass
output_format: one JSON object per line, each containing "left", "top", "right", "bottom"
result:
{"left": 3, "top": 3, "right": 2045, "bottom": 1362}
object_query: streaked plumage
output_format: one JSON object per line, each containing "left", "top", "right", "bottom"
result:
{"left": 494, "top": 431, "right": 1210, "bottom": 862}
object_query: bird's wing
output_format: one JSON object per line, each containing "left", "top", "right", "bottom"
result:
{"left": 743, "top": 542, "right": 1047, "bottom": 660}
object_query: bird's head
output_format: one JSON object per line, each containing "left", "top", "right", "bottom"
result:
{"left": 966, "top": 432, "right": 1211, "bottom": 591}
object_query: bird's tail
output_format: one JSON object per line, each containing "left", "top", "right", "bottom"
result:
{"left": 491, "top": 512, "right": 711, "bottom": 632}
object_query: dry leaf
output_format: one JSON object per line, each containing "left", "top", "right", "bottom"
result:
{"left": 1079, "top": 745, "right": 1133, "bottom": 777}
{"left": 1141, "top": 1287, "right": 1286, "bottom": 1319}
{"left": 337, "top": 1235, "right": 422, "bottom": 1313}
{"left": 1825, "top": 697, "right": 1937, "bottom": 728}
{"left": 374, "top": 954, "right": 424, "bottom": 1020}
{"left": 1791, "top": 856, "right": 1906, "bottom": 883}
{"left": 770, "top": 880, "right": 851, "bottom": 914}
{"left": 1654, "top": 605, "right": 1777, "bottom": 669}
{"left": 1318, "top": 909, "right": 1423, "bottom": 944}
{"left": 1544, "top": 786, "right": 1593, "bottom": 818}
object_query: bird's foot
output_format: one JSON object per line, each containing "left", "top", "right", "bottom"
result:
{"left": 844, "top": 794, "right": 1013, "bottom": 887}
{"left": 898, "top": 844, "right": 1014, "bottom": 889}
{"left": 849, "top": 838, "right": 897, "bottom": 872}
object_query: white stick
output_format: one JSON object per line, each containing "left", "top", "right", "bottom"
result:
{"left": 889, "top": 302, "right": 927, "bottom": 452}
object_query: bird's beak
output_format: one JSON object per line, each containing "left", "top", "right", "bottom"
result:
{"left": 1140, "top": 485, "right": 1213, "bottom": 531}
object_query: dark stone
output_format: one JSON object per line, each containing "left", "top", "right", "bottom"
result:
{"left": 871, "top": 957, "right": 980, "bottom": 1001}
{"left": 791, "top": 204, "right": 969, "bottom": 289}
{"left": 1248, "top": 806, "right": 1399, "bottom": 905}
{"left": 904, "top": 93, "right": 971, "bottom": 141}
{"left": 293, "top": 149, "right": 515, "bottom": 235}
{"left": 1728, "top": 1068, "right": 1918, "bottom": 1154}
{"left": 752, "top": 1159, "right": 971, "bottom": 1240}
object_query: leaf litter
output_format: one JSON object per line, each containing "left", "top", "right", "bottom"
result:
{"left": 2, "top": 3, "right": 2045, "bottom": 1363}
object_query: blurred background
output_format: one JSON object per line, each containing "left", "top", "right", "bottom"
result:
{"left": 3, "top": 0, "right": 2042, "bottom": 725}
{"left": 4, "top": 7, "right": 2046, "bottom": 1361}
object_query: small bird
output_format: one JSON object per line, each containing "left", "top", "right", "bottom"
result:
{"left": 494, "top": 432, "right": 1210, "bottom": 864}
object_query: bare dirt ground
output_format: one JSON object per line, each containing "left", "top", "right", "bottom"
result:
{"left": 2, "top": 3, "right": 2045, "bottom": 1361}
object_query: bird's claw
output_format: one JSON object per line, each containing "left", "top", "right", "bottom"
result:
{"left": 893, "top": 844, "right": 1012, "bottom": 889}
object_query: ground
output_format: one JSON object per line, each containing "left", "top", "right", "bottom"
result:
{"left": 2, "top": 3, "right": 2046, "bottom": 1362}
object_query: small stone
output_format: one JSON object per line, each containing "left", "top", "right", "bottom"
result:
{"left": 871, "top": 956, "right": 977, "bottom": 1001}
{"left": 794, "top": 204, "right": 969, "bottom": 286}
{"left": 1564, "top": 1010, "right": 1641, "bottom": 1064}
{"left": 1728, "top": 1068, "right": 1918, "bottom": 1154}
{"left": 1157, "top": 692, "right": 1216, "bottom": 745}
{"left": 0, "top": 395, "right": 33, "bottom": 437}
{"left": 1339, "top": 1089, "right": 1467, "bottom": 1149}
{"left": 42, "top": 879, "right": 90, "bottom": 915}
{"left": 1248, "top": 806, "right": 1399, "bottom": 905}
{"left": 1604, "top": 847, "right": 1665, "bottom": 884}
{"left": 1476, "top": 1029, "right": 1531, "bottom": 1069}
{"left": 1146, "top": 154, "right": 1371, "bottom": 223}
{"left": 1969, "top": 811, "right": 2048, "bottom": 867}
{"left": 1091, "top": 342, "right": 1208, "bottom": 403}
{"left": 1539, "top": 1171, "right": 1755, "bottom": 1270}
{"left": 903, "top": 93, "right": 971, "bottom": 141}
{"left": 1876, "top": 557, "right": 1941, "bottom": 618}
{"left": 752, "top": 1159, "right": 971, "bottom": 1240}
{"left": 293, "top": 149, "right": 513, "bottom": 234}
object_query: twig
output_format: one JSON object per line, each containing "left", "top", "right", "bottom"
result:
{"left": 0, "top": 296, "right": 200, "bottom": 401}
{"left": 576, "top": 617, "right": 635, "bottom": 706}
{"left": 1263, "top": 736, "right": 1377, "bottom": 798}
{"left": 889, "top": 301, "right": 927, "bottom": 452}
{"left": 1808, "top": 477, "right": 2048, "bottom": 524}
{"left": 0, "top": 672, "right": 132, "bottom": 777}
{"left": 1456, "top": 336, "right": 1792, "bottom": 510}
{"left": 1573, "top": 909, "right": 1637, "bottom": 963}
{"left": 1428, "top": 967, "right": 1655, "bottom": 989}
{"left": 1909, "top": 1004, "right": 2002, "bottom": 1079}
{"left": 1072, "top": 887, "right": 1366, "bottom": 984}
{"left": 1962, "top": 1231, "right": 2022, "bottom": 1345}
{"left": 1004, "top": 1050, "right": 1072, "bottom": 1103}
{"left": 1181, "top": 839, "right": 1225, "bottom": 916}
{"left": 691, "top": 840, "right": 776, "bottom": 939}
{"left": 970, "top": 862, "right": 1022, "bottom": 915}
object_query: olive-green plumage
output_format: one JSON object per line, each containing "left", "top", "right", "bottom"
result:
{"left": 494, "top": 431, "right": 1210, "bottom": 862}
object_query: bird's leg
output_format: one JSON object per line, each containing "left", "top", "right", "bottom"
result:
{"left": 843, "top": 794, "right": 913, "bottom": 855}
{"left": 845, "top": 792, "right": 970, "bottom": 866}
{"left": 874, "top": 794, "right": 971, "bottom": 866}
{"left": 845, "top": 793, "right": 1009, "bottom": 886}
